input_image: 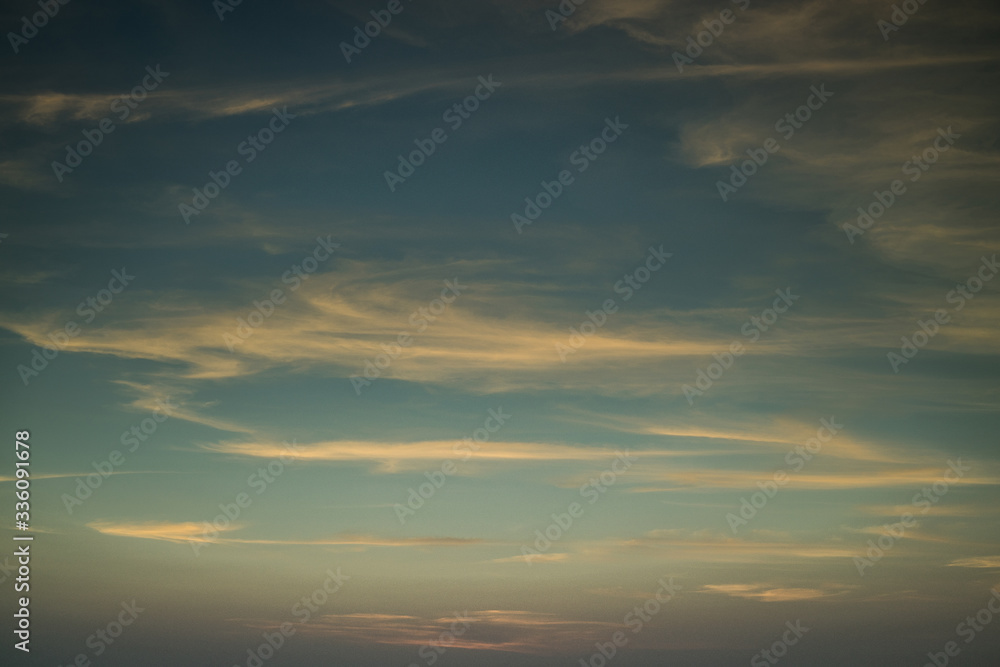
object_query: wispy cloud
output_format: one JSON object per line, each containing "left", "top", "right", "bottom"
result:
{"left": 947, "top": 556, "right": 1000, "bottom": 569}
{"left": 262, "top": 609, "right": 617, "bottom": 655}
{"left": 86, "top": 521, "right": 485, "bottom": 549}
{"left": 699, "top": 583, "right": 845, "bottom": 602}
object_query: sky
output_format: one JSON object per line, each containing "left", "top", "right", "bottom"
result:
{"left": 1, "top": 0, "right": 1000, "bottom": 665}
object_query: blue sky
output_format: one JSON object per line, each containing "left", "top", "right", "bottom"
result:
{"left": 2, "top": 0, "right": 1000, "bottom": 665}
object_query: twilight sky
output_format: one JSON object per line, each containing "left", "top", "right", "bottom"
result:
{"left": 2, "top": 0, "right": 1000, "bottom": 665}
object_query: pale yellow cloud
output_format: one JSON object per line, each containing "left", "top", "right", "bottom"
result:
{"left": 628, "top": 465, "right": 999, "bottom": 492}
{"left": 531, "top": 529, "right": 861, "bottom": 564}
{"left": 700, "top": 583, "right": 837, "bottom": 602}
{"left": 87, "top": 520, "right": 237, "bottom": 543}
{"left": 264, "top": 609, "right": 617, "bottom": 655}
{"left": 204, "top": 438, "right": 706, "bottom": 473}
{"left": 86, "top": 521, "right": 485, "bottom": 548}
{"left": 947, "top": 556, "right": 1000, "bottom": 569}
{"left": 491, "top": 552, "right": 570, "bottom": 564}
{"left": 858, "top": 504, "right": 996, "bottom": 517}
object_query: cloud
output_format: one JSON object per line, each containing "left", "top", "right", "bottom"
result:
{"left": 673, "top": 59, "right": 1000, "bottom": 279}
{"left": 595, "top": 529, "right": 859, "bottom": 562}
{"left": 627, "top": 465, "right": 999, "bottom": 492}
{"left": 204, "top": 438, "right": 705, "bottom": 473}
{"left": 857, "top": 504, "right": 995, "bottom": 517}
{"left": 589, "top": 413, "right": 912, "bottom": 464}
{"left": 0, "top": 72, "right": 471, "bottom": 129}
{"left": 263, "top": 609, "right": 617, "bottom": 655}
{"left": 491, "top": 552, "right": 569, "bottom": 564}
{"left": 86, "top": 521, "right": 485, "bottom": 549}
{"left": 699, "top": 583, "right": 840, "bottom": 602}
{"left": 0, "top": 256, "right": 735, "bottom": 397}
{"left": 947, "top": 556, "right": 1000, "bottom": 569}
{"left": 86, "top": 520, "right": 235, "bottom": 543}
{"left": 110, "top": 380, "right": 256, "bottom": 435}
{"left": 0, "top": 471, "right": 174, "bottom": 483}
